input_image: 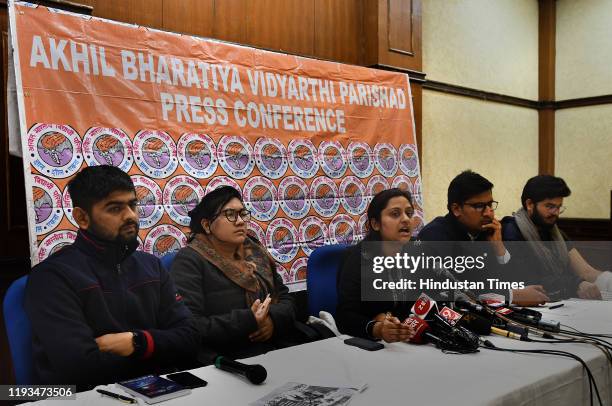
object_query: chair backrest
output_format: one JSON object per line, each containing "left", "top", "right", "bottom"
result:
{"left": 306, "top": 244, "right": 349, "bottom": 317}
{"left": 3, "top": 275, "right": 33, "bottom": 384}
{"left": 160, "top": 251, "right": 178, "bottom": 271}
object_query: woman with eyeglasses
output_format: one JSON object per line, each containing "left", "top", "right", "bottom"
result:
{"left": 336, "top": 188, "right": 418, "bottom": 343}
{"left": 171, "top": 186, "right": 296, "bottom": 364}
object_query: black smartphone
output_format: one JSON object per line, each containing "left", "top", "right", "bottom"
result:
{"left": 344, "top": 337, "right": 384, "bottom": 351}
{"left": 166, "top": 371, "right": 208, "bottom": 389}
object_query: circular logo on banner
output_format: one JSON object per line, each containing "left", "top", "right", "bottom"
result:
{"left": 298, "top": 216, "right": 330, "bottom": 256}
{"left": 347, "top": 142, "right": 374, "bottom": 178}
{"left": 133, "top": 130, "right": 178, "bottom": 178}
{"left": 163, "top": 175, "right": 205, "bottom": 226}
{"left": 37, "top": 229, "right": 77, "bottom": 263}
{"left": 290, "top": 257, "right": 309, "bottom": 282}
{"left": 28, "top": 123, "right": 83, "bottom": 178}
{"left": 177, "top": 133, "right": 218, "bottom": 178}
{"left": 358, "top": 213, "right": 368, "bottom": 240}
{"left": 254, "top": 138, "right": 288, "bottom": 179}
{"left": 61, "top": 186, "right": 78, "bottom": 228}
{"left": 265, "top": 218, "right": 299, "bottom": 263}
{"left": 318, "top": 141, "right": 348, "bottom": 178}
{"left": 399, "top": 144, "right": 420, "bottom": 177}
{"left": 412, "top": 209, "right": 425, "bottom": 236}
{"left": 33, "top": 175, "right": 63, "bottom": 235}
{"left": 392, "top": 175, "right": 414, "bottom": 195}
{"left": 243, "top": 177, "right": 279, "bottom": 221}
{"left": 144, "top": 224, "right": 186, "bottom": 257}
{"left": 310, "top": 176, "right": 340, "bottom": 218}
{"left": 218, "top": 136, "right": 255, "bottom": 179}
{"left": 82, "top": 127, "right": 133, "bottom": 171}
{"left": 204, "top": 176, "right": 242, "bottom": 195}
{"left": 288, "top": 139, "right": 319, "bottom": 178}
{"left": 276, "top": 263, "right": 293, "bottom": 285}
{"left": 340, "top": 176, "right": 367, "bottom": 216}
{"left": 136, "top": 236, "right": 144, "bottom": 252}
{"left": 247, "top": 221, "right": 266, "bottom": 245}
{"left": 413, "top": 177, "right": 423, "bottom": 208}
{"left": 374, "top": 143, "right": 398, "bottom": 177}
{"left": 366, "top": 175, "right": 390, "bottom": 202}
{"left": 131, "top": 175, "right": 164, "bottom": 229}
{"left": 329, "top": 214, "right": 357, "bottom": 245}
{"left": 278, "top": 176, "right": 310, "bottom": 219}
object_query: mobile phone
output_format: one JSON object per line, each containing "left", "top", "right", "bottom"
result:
{"left": 344, "top": 337, "right": 384, "bottom": 351}
{"left": 166, "top": 371, "right": 208, "bottom": 389}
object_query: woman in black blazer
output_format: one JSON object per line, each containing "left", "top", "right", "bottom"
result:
{"left": 336, "top": 188, "right": 418, "bottom": 343}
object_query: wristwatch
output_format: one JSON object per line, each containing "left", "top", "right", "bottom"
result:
{"left": 132, "top": 330, "right": 142, "bottom": 354}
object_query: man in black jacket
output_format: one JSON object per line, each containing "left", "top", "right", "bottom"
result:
{"left": 418, "top": 170, "right": 549, "bottom": 305}
{"left": 25, "top": 165, "right": 199, "bottom": 388}
{"left": 502, "top": 175, "right": 603, "bottom": 300}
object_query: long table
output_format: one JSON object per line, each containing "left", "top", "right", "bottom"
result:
{"left": 29, "top": 300, "right": 612, "bottom": 405}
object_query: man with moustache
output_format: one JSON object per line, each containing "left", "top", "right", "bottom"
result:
{"left": 418, "top": 170, "right": 549, "bottom": 305}
{"left": 25, "top": 165, "right": 199, "bottom": 388}
{"left": 502, "top": 175, "right": 604, "bottom": 300}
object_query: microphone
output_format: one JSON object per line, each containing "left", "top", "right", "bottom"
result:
{"left": 405, "top": 315, "right": 479, "bottom": 352}
{"left": 404, "top": 316, "right": 452, "bottom": 347}
{"left": 214, "top": 356, "right": 267, "bottom": 384}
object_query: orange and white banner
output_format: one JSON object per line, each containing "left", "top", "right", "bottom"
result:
{"left": 9, "top": 1, "right": 423, "bottom": 290}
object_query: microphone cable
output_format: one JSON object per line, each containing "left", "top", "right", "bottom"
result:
{"left": 560, "top": 323, "right": 612, "bottom": 339}
{"left": 475, "top": 301, "right": 612, "bottom": 365}
{"left": 480, "top": 340, "right": 603, "bottom": 406}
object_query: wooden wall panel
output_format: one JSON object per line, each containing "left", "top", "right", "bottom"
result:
{"left": 388, "top": 0, "right": 412, "bottom": 54}
{"left": 364, "top": 0, "right": 422, "bottom": 72}
{"left": 163, "top": 0, "right": 214, "bottom": 37}
{"left": 363, "top": 0, "right": 379, "bottom": 66}
{"left": 314, "top": 0, "right": 362, "bottom": 65}
{"left": 213, "top": 0, "right": 247, "bottom": 44}
{"left": 92, "top": 0, "right": 163, "bottom": 29}
{"left": 246, "top": 0, "right": 315, "bottom": 56}
{"left": 378, "top": 0, "right": 421, "bottom": 71}
{"left": 538, "top": 0, "right": 555, "bottom": 175}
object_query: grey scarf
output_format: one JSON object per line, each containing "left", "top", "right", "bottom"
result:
{"left": 514, "top": 207, "right": 569, "bottom": 276}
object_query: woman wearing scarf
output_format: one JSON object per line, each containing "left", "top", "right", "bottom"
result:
{"left": 171, "top": 186, "right": 296, "bottom": 364}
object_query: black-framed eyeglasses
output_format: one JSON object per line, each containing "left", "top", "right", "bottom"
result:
{"left": 463, "top": 200, "right": 498, "bottom": 212}
{"left": 218, "top": 208, "right": 251, "bottom": 223}
{"left": 541, "top": 203, "right": 566, "bottom": 214}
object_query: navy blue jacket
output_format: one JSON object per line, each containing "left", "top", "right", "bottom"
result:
{"left": 418, "top": 214, "right": 511, "bottom": 299}
{"left": 25, "top": 230, "right": 199, "bottom": 388}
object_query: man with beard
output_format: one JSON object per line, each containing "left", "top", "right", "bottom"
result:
{"left": 502, "top": 175, "right": 604, "bottom": 300}
{"left": 418, "top": 170, "right": 549, "bottom": 305}
{"left": 25, "top": 165, "right": 199, "bottom": 388}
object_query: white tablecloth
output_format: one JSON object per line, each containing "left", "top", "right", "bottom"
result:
{"left": 29, "top": 300, "right": 612, "bottom": 406}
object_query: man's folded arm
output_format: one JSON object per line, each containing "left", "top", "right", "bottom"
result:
{"left": 25, "top": 269, "right": 131, "bottom": 384}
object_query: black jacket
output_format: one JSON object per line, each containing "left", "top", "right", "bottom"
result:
{"left": 25, "top": 230, "right": 199, "bottom": 388}
{"left": 171, "top": 245, "right": 296, "bottom": 364}
{"left": 501, "top": 216, "right": 582, "bottom": 298}
{"left": 336, "top": 239, "right": 414, "bottom": 339}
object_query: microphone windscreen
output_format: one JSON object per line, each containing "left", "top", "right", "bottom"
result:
{"left": 403, "top": 316, "right": 430, "bottom": 344}
{"left": 246, "top": 364, "right": 267, "bottom": 384}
